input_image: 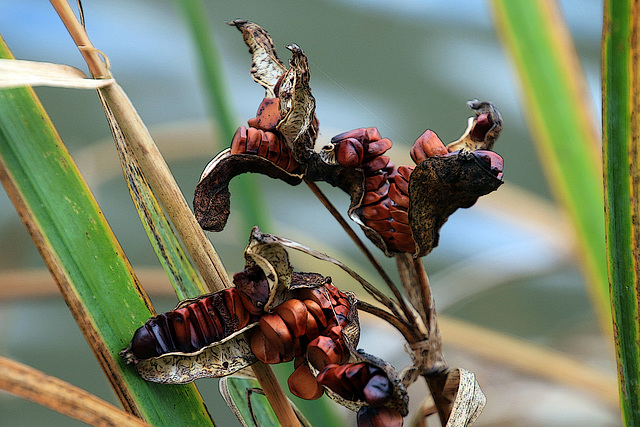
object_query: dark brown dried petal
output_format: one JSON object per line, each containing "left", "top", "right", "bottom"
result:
{"left": 409, "top": 150, "right": 503, "bottom": 257}
{"left": 194, "top": 149, "right": 303, "bottom": 232}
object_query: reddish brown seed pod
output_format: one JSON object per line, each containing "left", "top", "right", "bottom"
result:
{"left": 288, "top": 362, "right": 324, "bottom": 400}
{"left": 410, "top": 129, "right": 448, "bottom": 164}
{"left": 125, "top": 286, "right": 267, "bottom": 361}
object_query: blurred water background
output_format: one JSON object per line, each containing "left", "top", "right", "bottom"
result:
{"left": 0, "top": 1, "right": 616, "bottom": 426}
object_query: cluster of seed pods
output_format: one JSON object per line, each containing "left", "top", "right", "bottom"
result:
{"left": 229, "top": 97, "right": 300, "bottom": 173}
{"left": 249, "top": 282, "right": 401, "bottom": 425}
{"left": 122, "top": 265, "right": 268, "bottom": 362}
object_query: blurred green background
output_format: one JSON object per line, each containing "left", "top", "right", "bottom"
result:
{"left": 0, "top": 0, "right": 615, "bottom": 426}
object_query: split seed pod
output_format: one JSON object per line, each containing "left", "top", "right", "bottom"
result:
{"left": 119, "top": 227, "right": 293, "bottom": 383}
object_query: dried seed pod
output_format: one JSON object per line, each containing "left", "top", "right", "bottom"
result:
{"left": 122, "top": 287, "right": 259, "bottom": 362}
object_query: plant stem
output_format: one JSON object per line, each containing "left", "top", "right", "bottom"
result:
{"left": 304, "top": 179, "right": 416, "bottom": 323}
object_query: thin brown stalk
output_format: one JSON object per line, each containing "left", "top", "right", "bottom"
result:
{"left": 304, "top": 179, "right": 416, "bottom": 324}
{"left": 0, "top": 356, "right": 151, "bottom": 427}
{"left": 357, "top": 300, "right": 419, "bottom": 342}
{"left": 251, "top": 362, "right": 301, "bottom": 427}
{"left": 395, "top": 253, "right": 451, "bottom": 424}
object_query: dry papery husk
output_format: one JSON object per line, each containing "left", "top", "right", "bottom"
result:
{"left": 408, "top": 149, "right": 503, "bottom": 257}
{"left": 413, "top": 368, "right": 485, "bottom": 427}
{"left": 122, "top": 227, "right": 293, "bottom": 383}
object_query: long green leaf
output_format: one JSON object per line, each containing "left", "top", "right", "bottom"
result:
{"left": 491, "top": 0, "right": 609, "bottom": 330}
{"left": 0, "top": 36, "right": 214, "bottom": 426}
{"left": 602, "top": 0, "right": 640, "bottom": 424}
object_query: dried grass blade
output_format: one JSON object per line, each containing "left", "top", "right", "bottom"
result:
{"left": 99, "top": 91, "right": 206, "bottom": 299}
{"left": 0, "top": 356, "right": 151, "bottom": 427}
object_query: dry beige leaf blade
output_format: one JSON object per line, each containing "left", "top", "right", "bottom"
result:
{"left": 0, "top": 58, "right": 114, "bottom": 89}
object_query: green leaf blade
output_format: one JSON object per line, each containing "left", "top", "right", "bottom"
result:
{"left": 602, "top": 0, "right": 640, "bottom": 424}
{"left": 491, "top": 0, "right": 609, "bottom": 330}
{"left": 0, "top": 36, "right": 214, "bottom": 426}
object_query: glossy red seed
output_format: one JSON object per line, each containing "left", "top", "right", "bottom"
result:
{"left": 274, "top": 298, "right": 308, "bottom": 338}
{"left": 307, "top": 336, "right": 343, "bottom": 370}
{"left": 259, "top": 314, "right": 293, "bottom": 355}
{"left": 336, "top": 137, "right": 364, "bottom": 168}
{"left": 363, "top": 374, "right": 392, "bottom": 407}
{"left": 250, "top": 328, "right": 282, "bottom": 364}
{"left": 357, "top": 406, "right": 403, "bottom": 427}
{"left": 288, "top": 362, "right": 324, "bottom": 400}
{"left": 362, "top": 155, "right": 390, "bottom": 174}
{"left": 364, "top": 138, "right": 393, "bottom": 160}
{"left": 364, "top": 173, "right": 388, "bottom": 191}
{"left": 389, "top": 207, "right": 409, "bottom": 224}
{"left": 362, "top": 183, "right": 390, "bottom": 205}
{"left": 230, "top": 126, "right": 248, "bottom": 154}
{"left": 245, "top": 127, "right": 261, "bottom": 153}
{"left": 297, "top": 288, "right": 332, "bottom": 310}
{"left": 303, "top": 299, "right": 328, "bottom": 329}
{"left": 223, "top": 288, "right": 250, "bottom": 330}
{"left": 360, "top": 199, "right": 391, "bottom": 221}
{"left": 247, "top": 97, "right": 281, "bottom": 131}
{"left": 388, "top": 183, "right": 409, "bottom": 208}
{"left": 411, "top": 129, "right": 447, "bottom": 164}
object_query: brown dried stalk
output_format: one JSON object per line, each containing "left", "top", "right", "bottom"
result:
{"left": 0, "top": 356, "right": 151, "bottom": 427}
